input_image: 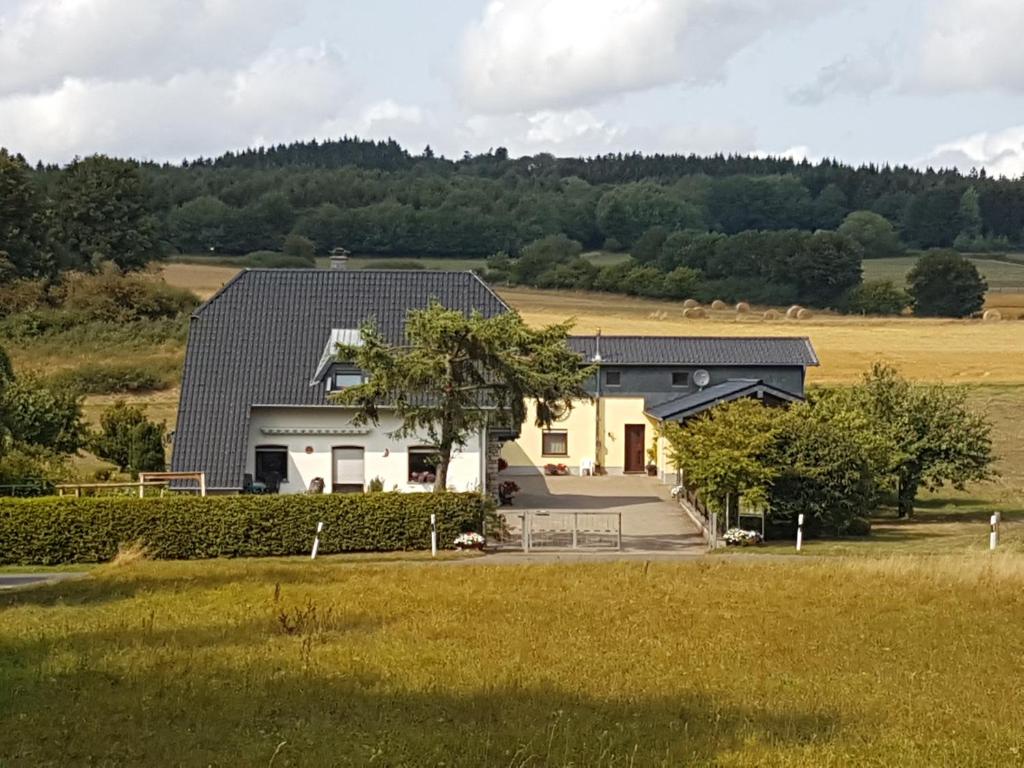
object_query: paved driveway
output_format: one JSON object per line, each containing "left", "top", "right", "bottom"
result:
{"left": 0, "top": 573, "right": 84, "bottom": 590}
{"left": 504, "top": 473, "right": 705, "bottom": 555}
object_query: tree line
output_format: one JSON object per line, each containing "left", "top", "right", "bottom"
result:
{"left": 5, "top": 137, "right": 1024, "bottom": 271}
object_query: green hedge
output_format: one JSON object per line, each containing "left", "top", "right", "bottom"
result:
{"left": 0, "top": 493, "right": 489, "bottom": 565}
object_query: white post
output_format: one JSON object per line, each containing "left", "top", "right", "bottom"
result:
{"left": 796, "top": 514, "right": 804, "bottom": 552}
{"left": 430, "top": 513, "right": 437, "bottom": 557}
{"left": 990, "top": 512, "right": 1000, "bottom": 551}
{"left": 310, "top": 521, "right": 324, "bottom": 560}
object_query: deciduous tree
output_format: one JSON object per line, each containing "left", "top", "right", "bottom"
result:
{"left": 52, "top": 155, "right": 160, "bottom": 272}
{"left": 90, "top": 401, "right": 167, "bottom": 475}
{"left": 837, "top": 210, "right": 903, "bottom": 259}
{"left": 908, "top": 250, "right": 986, "bottom": 317}
{"left": 851, "top": 363, "right": 994, "bottom": 517}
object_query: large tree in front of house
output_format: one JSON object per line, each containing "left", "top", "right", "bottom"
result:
{"left": 332, "top": 301, "right": 592, "bottom": 492}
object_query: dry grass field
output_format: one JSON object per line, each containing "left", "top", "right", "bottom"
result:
{"left": 3, "top": 555, "right": 1024, "bottom": 767}
{"left": 499, "top": 286, "right": 1024, "bottom": 385}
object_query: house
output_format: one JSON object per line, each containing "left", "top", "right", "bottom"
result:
{"left": 170, "top": 268, "right": 507, "bottom": 494}
{"left": 501, "top": 335, "right": 819, "bottom": 478}
{"left": 171, "top": 267, "right": 819, "bottom": 493}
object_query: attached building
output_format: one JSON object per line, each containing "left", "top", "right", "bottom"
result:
{"left": 501, "top": 335, "right": 819, "bottom": 478}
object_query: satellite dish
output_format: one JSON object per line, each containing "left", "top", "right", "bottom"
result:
{"left": 693, "top": 369, "right": 711, "bottom": 389}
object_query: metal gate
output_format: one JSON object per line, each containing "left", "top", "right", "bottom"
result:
{"left": 487, "top": 511, "right": 622, "bottom": 552}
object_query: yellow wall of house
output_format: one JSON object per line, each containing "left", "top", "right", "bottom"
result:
{"left": 501, "top": 399, "right": 597, "bottom": 471}
{"left": 504, "top": 396, "right": 662, "bottom": 474}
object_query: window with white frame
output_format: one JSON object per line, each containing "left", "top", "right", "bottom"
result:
{"left": 333, "top": 371, "right": 364, "bottom": 390}
{"left": 408, "top": 447, "right": 438, "bottom": 484}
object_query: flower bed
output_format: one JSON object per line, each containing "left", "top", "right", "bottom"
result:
{"left": 723, "top": 528, "right": 763, "bottom": 547}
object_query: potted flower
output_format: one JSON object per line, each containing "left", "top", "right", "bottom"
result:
{"left": 454, "top": 532, "right": 486, "bottom": 551}
{"left": 497, "top": 480, "right": 519, "bottom": 506}
{"left": 645, "top": 445, "right": 658, "bottom": 477}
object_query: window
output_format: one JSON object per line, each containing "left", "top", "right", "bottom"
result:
{"left": 604, "top": 370, "right": 621, "bottom": 387}
{"left": 255, "top": 445, "right": 288, "bottom": 489}
{"left": 408, "top": 447, "right": 438, "bottom": 484}
{"left": 542, "top": 430, "right": 568, "bottom": 456}
{"left": 672, "top": 371, "right": 690, "bottom": 387}
{"left": 333, "top": 371, "right": 363, "bottom": 390}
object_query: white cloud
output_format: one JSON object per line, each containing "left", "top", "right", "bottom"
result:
{"left": 0, "top": 0, "right": 303, "bottom": 97}
{"left": 917, "top": 0, "right": 1024, "bottom": 92}
{"left": 460, "top": 109, "right": 624, "bottom": 156}
{"left": 460, "top": 0, "right": 847, "bottom": 113}
{"left": 922, "top": 126, "right": 1024, "bottom": 179}
{"left": 791, "top": 46, "right": 894, "bottom": 104}
{"left": 525, "top": 109, "right": 622, "bottom": 145}
{"left": 0, "top": 46, "right": 368, "bottom": 162}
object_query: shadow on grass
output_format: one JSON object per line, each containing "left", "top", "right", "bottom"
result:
{"left": 0, "top": 559, "right": 389, "bottom": 611}
{"left": 0, "top": 648, "right": 843, "bottom": 767}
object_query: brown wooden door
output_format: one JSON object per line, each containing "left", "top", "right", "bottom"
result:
{"left": 624, "top": 424, "right": 646, "bottom": 473}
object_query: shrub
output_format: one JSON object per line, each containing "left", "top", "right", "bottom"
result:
{"left": 0, "top": 493, "right": 491, "bottom": 564}
{"left": 844, "top": 280, "right": 912, "bottom": 316}
{"left": 846, "top": 517, "right": 872, "bottom": 536}
{"left": 282, "top": 233, "right": 316, "bottom": 260}
{"left": 0, "top": 444, "right": 69, "bottom": 487}
{"left": 48, "top": 364, "right": 166, "bottom": 395}
{"left": 0, "top": 278, "right": 52, "bottom": 318}
{"left": 361, "top": 259, "right": 427, "bottom": 270}
{"left": 59, "top": 267, "right": 198, "bottom": 323}
{"left": 242, "top": 250, "right": 315, "bottom": 269}
{"left": 90, "top": 401, "right": 166, "bottom": 475}
{"left": 0, "top": 375, "right": 86, "bottom": 454}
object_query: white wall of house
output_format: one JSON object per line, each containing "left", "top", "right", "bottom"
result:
{"left": 245, "top": 406, "right": 485, "bottom": 494}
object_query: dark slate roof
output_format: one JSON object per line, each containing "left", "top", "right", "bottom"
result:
{"left": 171, "top": 270, "right": 509, "bottom": 489}
{"left": 645, "top": 379, "right": 803, "bottom": 421}
{"left": 568, "top": 336, "right": 819, "bottom": 367}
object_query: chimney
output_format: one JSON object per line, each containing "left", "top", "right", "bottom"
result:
{"left": 329, "top": 246, "right": 350, "bottom": 270}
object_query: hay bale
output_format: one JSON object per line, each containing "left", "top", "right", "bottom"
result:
{"left": 735, "top": 302, "right": 751, "bottom": 314}
{"left": 983, "top": 309, "right": 1003, "bottom": 322}
{"left": 786, "top": 305, "right": 803, "bottom": 319}
{"left": 682, "top": 307, "right": 707, "bottom": 320}
{"left": 796, "top": 308, "right": 814, "bottom": 320}
{"left": 763, "top": 309, "right": 780, "bottom": 321}
{"left": 710, "top": 299, "right": 728, "bottom": 311}
{"left": 683, "top": 299, "right": 700, "bottom": 309}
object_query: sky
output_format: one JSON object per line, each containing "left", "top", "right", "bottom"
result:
{"left": 1, "top": 0, "right": 1023, "bottom": 176}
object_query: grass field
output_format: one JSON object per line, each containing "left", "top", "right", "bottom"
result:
{"left": 3, "top": 555, "right": 1024, "bottom": 766}
{"left": 863, "top": 254, "right": 1024, "bottom": 291}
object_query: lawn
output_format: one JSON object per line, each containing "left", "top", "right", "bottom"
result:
{"left": 862, "top": 254, "right": 1024, "bottom": 291}
{"left": 2, "top": 555, "right": 1024, "bottom": 766}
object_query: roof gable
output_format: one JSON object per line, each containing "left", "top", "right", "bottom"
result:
{"left": 645, "top": 379, "right": 803, "bottom": 421}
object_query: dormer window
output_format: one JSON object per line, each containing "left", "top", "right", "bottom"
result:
{"left": 333, "top": 372, "right": 363, "bottom": 390}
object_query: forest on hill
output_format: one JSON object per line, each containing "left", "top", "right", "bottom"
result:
{"left": 0, "top": 137, "right": 1012, "bottom": 312}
